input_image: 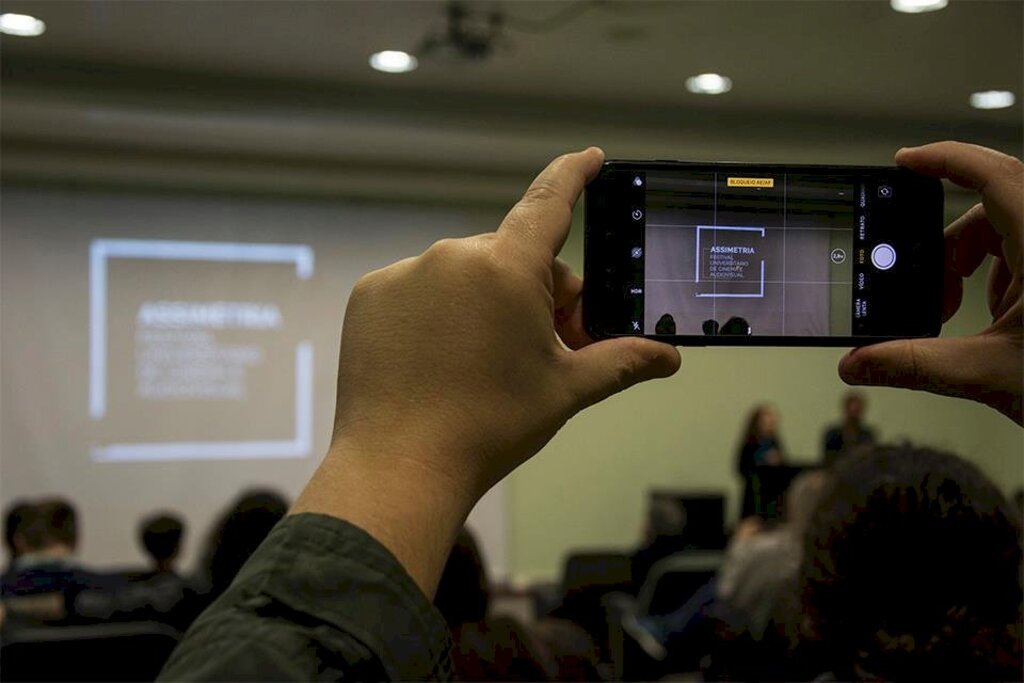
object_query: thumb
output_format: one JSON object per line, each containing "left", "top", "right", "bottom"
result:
{"left": 838, "top": 336, "right": 986, "bottom": 401}
{"left": 566, "top": 338, "right": 681, "bottom": 410}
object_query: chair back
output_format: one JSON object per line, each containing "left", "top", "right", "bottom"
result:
{"left": 1, "top": 620, "right": 180, "bottom": 682}
{"left": 637, "top": 551, "right": 724, "bottom": 616}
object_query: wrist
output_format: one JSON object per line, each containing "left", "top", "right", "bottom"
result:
{"left": 290, "top": 434, "right": 481, "bottom": 597}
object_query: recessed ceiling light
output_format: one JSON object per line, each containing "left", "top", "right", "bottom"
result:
{"left": 969, "top": 90, "right": 1016, "bottom": 110}
{"left": 890, "top": 0, "right": 947, "bottom": 14}
{"left": 685, "top": 73, "right": 732, "bottom": 95}
{"left": 0, "top": 12, "right": 46, "bottom": 37}
{"left": 369, "top": 50, "right": 418, "bottom": 74}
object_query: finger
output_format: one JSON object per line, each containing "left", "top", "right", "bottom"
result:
{"left": 838, "top": 336, "right": 985, "bottom": 402}
{"left": 988, "top": 256, "right": 1020, "bottom": 321}
{"left": 566, "top": 338, "right": 681, "bottom": 410}
{"left": 895, "top": 142, "right": 1023, "bottom": 237}
{"left": 839, "top": 335, "right": 1023, "bottom": 424}
{"left": 941, "top": 265, "right": 963, "bottom": 324}
{"left": 945, "top": 203, "right": 1003, "bottom": 277}
{"left": 551, "top": 258, "right": 593, "bottom": 351}
{"left": 499, "top": 147, "right": 605, "bottom": 258}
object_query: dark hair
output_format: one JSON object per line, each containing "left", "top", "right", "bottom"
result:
{"left": 204, "top": 489, "right": 288, "bottom": 595}
{"left": 434, "top": 528, "right": 489, "bottom": 628}
{"left": 140, "top": 513, "right": 185, "bottom": 563}
{"left": 4, "top": 500, "right": 33, "bottom": 555}
{"left": 16, "top": 498, "right": 78, "bottom": 552}
{"left": 798, "top": 444, "right": 1022, "bottom": 681}
{"left": 740, "top": 403, "right": 779, "bottom": 447}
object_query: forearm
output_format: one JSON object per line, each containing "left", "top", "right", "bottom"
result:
{"left": 159, "top": 513, "right": 453, "bottom": 681}
{"left": 289, "top": 435, "right": 479, "bottom": 598}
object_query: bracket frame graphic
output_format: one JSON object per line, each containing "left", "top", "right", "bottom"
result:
{"left": 89, "top": 239, "right": 314, "bottom": 462}
{"left": 694, "top": 225, "right": 766, "bottom": 299}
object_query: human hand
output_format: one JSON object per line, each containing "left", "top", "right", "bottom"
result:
{"left": 293, "top": 148, "right": 680, "bottom": 594}
{"left": 839, "top": 142, "right": 1022, "bottom": 425}
{"left": 330, "top": 147, "right": 680, "bottom": 497}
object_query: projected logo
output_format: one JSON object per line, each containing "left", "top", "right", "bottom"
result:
{"left": 89, "top": 239, "right": 314, "bottom": 462}
{"left": 695, "top": 226, "right": 766, "bottom": 298}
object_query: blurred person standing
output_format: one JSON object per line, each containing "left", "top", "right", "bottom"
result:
{"left": 821, "top": 391, "right": 876, "bottom": 467}
{"left": 737, "top": 404, "right": 785, "bottom": 518}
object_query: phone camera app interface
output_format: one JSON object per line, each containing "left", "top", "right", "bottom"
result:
{"left": 631, "top": 170, "right": 873, "bottom": 337}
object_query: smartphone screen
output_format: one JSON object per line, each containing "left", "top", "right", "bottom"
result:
{"left": 583, "top": 161, "right": 944, "bottom": 346}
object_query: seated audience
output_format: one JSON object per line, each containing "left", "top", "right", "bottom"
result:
{"left": 821, "top": 391, "right": 876, "bottom": 467}
{"left": 435, "top": 528, "right": 600, "bottom": 681}
{"left": 137, "top": 513, "right": 185, "bottom": 579}
{"left": 796, "top": 445, "right": 1022, "bottom": 681}
{"left": 624, "top": 471, "right": 827, "bottom": 666}
{"left": 159, "top": 142, "right": 1023, "bottom": 681}
{"left": 629, "top": 497, "right": 685, "bottom": 593}
{"left": 74, "top": 511, "right": 193, "bottom": 629}
{"left": 1, "top": 498, "right": 113, "bottom": 624}
{"left": 716, "top": 470, "right": 828, "bottom": 642}
{"left": 737, "top": 404, "right": 785, "bottom": 517}
{"left": 194, "top": 489, "right": 289, "bottom": 605}
{"left": 3, "top": 499, "right": 33, "bottom": 572}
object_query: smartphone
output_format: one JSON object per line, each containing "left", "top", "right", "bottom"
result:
{"left": 583, "top": 161, "right": 944, "bottom": 346}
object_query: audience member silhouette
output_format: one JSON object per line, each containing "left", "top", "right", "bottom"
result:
{"left": 0, "top": 498, "right": 111, "bottom": 624}
{"left": 198, "top": 489, "right": 289, "bottom": 603}
{"left": 797, "top": 445, "right": 1022, "bottom": 681}
{"left": 654, "top": 313, "right": 676, "bottom": 335}
{"left": 629, "top": 497, "right": 685, "bottom": 593}
{"left": 138, "top": 513, "right": 185, "bottom": 579}
{"left": 435, "top": 528, "right": 601, "bottom": 681}
{"left": 3, "top": 499, "right": 33, "bottom": 570}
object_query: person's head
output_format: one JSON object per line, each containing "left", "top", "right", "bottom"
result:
{"left": 140, "top": 513, "right": 185, "bottom": 572}
{"left": 798, "top": 445, "right": 1022, "bottom": 681}
{"left": 205, "top": 489, "right": 288, "bottom": 595}
{"left": 14, "top": 498, "right": 78, "bottom": 556}
{"left": 782, "top": 469, "right": 828, "bottom": 534}
{"left": 4, "top": 500, "right": 34, "bottom": 559}
{"left": 842, "top": 391, "right": 867, "bottom": 424}
{"left": 744, "top": 403, "right": 780, "bottom": 443}
{"left": 434, "top": 528, "right": 489, "bottom": 629}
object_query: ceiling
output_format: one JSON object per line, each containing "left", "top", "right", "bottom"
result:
{"left": 1, "top": 0, "right": 1021, "bottom": 123}
{"left": 0, "top": 1, "right": 1020, "bottom": 205}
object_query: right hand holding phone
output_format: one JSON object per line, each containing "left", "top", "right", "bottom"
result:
{"left": 839, "top": 141, "right": 1022, "bottom": 425}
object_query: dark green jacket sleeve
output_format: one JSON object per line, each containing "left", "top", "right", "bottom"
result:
{"left": 159, "top": 514, "right": 453, "bottom": 681}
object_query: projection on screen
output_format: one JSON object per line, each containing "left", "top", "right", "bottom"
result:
{"left": 89, "top": 239, "right": 315, "bottom": 462}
